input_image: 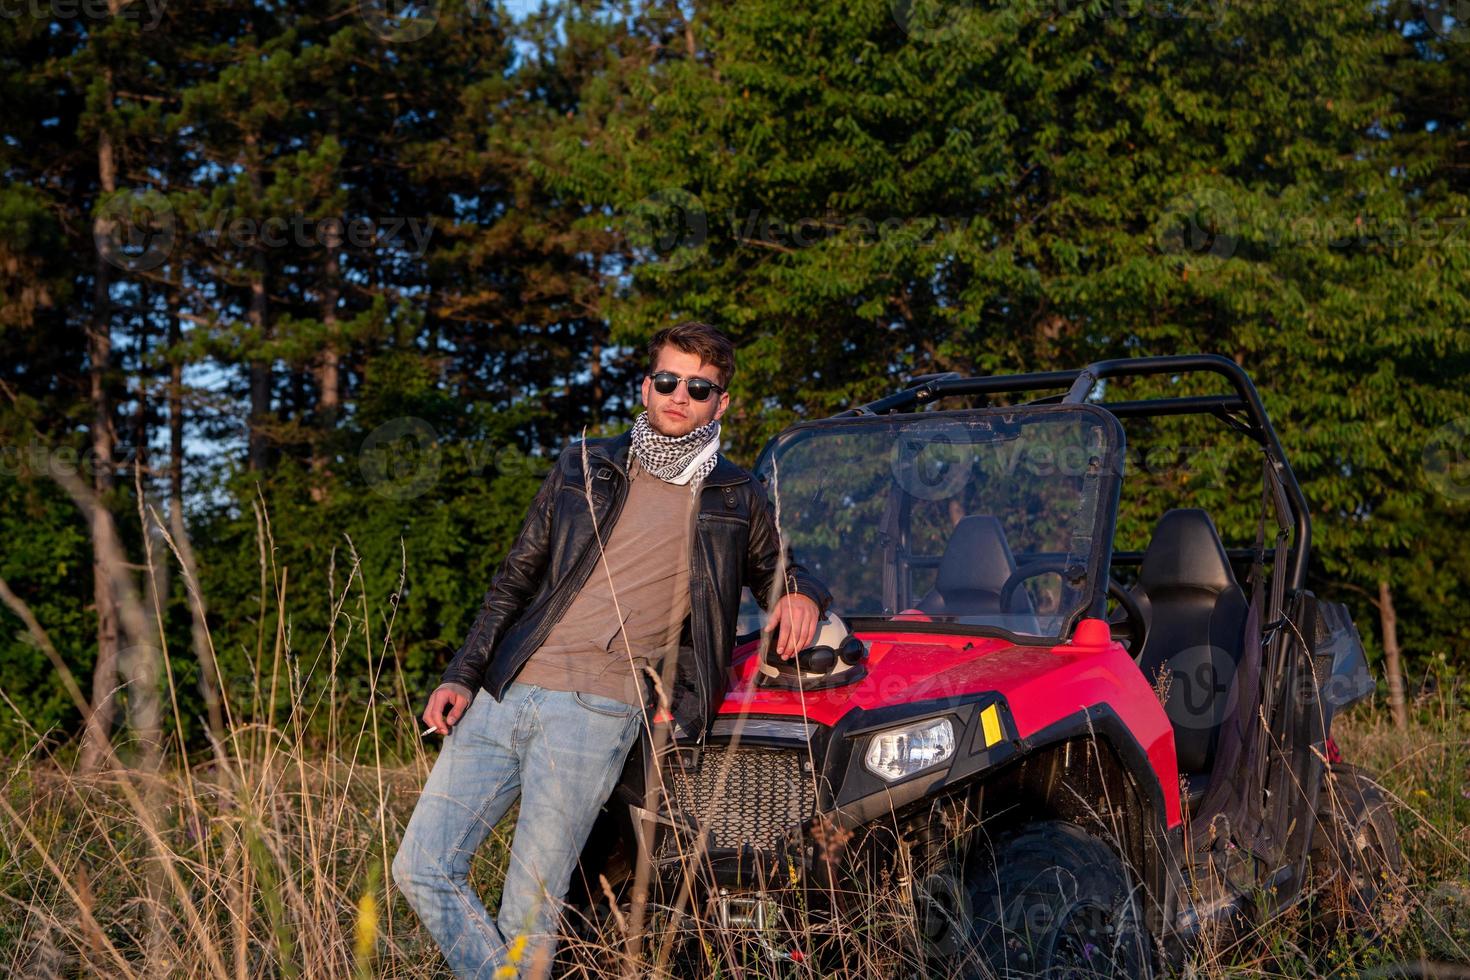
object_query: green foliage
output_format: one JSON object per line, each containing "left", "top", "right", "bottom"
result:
{"left": 0, "top": 471, "right": 91, "bottom": 751}
{"left": 546, "top": 0, "right": 1470, "bottom": 684}
{"left": 0, "top": 0, "right": 1465, "bottom": 756}
{"left": 189, "top": 362, "right": 555, "bottom": 746}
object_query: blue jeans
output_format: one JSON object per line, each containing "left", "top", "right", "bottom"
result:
{"left": 393, "top": 682, "right": 644, "bottom": 979}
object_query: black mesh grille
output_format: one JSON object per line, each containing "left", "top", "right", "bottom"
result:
{"left": 658, "top": 746, "right": 816, "bottom": 857}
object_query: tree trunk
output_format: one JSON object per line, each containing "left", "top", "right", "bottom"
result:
{"left": 132, "top": 521, "right": 164, "bottom": 773}
{"left": 245, "top": 133, "right": 271, "bottom": 473}
{"left": 309, "top": 222, "right": 341, "bottom": 502}
{"left": 1377, "top": 578, "right": 1409, "bottom": 730}
{"left": 168, "top": 295, "right": 225, "bottom": 742}
{"left": 80, "top": 90, "right": 119, "bottom": 774}
{"left": 247, "top": 268, "right": 270, "bottom": 472}
{"left": 128, "top": 295, "right": 162, "bottom": 770}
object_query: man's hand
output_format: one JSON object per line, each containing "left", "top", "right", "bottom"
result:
{"left": 764, "top": 593, "right": 820, "bottom": 661}
{"left": 422, "top": 683, "right": 471, "bottom": 735}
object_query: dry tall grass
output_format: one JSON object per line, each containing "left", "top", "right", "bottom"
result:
{"left": 0, "top": 500, "right": 1466, "bottom": 978}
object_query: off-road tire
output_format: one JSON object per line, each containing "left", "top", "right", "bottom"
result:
{"left": 1307, "top": 763, "right": 1407, "bottom": 936}
{"left": 959, "top": 820, "right": 1153, "bottom": 979}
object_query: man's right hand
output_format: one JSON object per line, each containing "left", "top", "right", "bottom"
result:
{"left": 423, "top": 683, "right": 472, "bottom": 735}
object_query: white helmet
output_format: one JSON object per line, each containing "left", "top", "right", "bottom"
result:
{"left": 758, "top": 611, "right": 867, "bottom": 690}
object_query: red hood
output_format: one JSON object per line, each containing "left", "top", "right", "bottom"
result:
{"left": 720, "top": 618, "right": 1182, "bottom": 826}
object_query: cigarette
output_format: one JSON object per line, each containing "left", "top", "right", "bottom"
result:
{"left": 421, "top": 725, "right": 439, "bottom": 737}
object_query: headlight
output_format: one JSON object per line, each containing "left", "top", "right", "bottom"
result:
{"left": 863, "top": 717, "right": 955, "bottom": 782}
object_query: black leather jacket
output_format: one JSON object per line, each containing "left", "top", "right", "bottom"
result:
{"left": 441, "top": 429, "right": 831, "bottom": 741}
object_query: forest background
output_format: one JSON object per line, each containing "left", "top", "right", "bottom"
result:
{"left": 4, "top": 0, "right": 1469, "bottom": 758}
{"left": 1, "top": 0, "right": 1468, "bottom": 973}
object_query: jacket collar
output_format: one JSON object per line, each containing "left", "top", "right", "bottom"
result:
{"left": 581, "top": 427, "right": 748, "bottom": 488}
{"left": 585, "top": 428, "right": 633, "bottom": 472}
{"left": 700, "top": 453, "right": 748, "bottom": 488}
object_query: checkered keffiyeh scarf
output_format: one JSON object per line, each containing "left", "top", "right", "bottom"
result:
{"left": 630, "top": 412, "right": 721, "bottom": 492}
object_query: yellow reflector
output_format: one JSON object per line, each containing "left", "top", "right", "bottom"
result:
{"left": 980, "top": 704, "right": 1003, "bottom": 748}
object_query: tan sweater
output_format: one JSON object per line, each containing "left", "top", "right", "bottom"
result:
{"left": 513, "top": 456, "right": 698, "bottom": 705}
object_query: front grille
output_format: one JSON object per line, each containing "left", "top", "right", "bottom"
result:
{"left": 657, "top": 745, "right": 816, "bottom": 858}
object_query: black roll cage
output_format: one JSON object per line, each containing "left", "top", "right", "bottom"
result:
{"left": 835, "top": 354, "right": 1312, "bottom": 593}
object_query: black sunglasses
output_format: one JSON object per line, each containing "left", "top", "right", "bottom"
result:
{"left": 649, "top": 371, "right": 725, "bottom": 401}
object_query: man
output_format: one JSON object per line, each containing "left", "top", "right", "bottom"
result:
{"left": 392, "top": 321, "right": 831, "bottom": 979}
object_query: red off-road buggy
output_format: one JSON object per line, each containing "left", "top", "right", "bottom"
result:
{"left": 565, "top": 355, "right": 1404, "bottom": 977}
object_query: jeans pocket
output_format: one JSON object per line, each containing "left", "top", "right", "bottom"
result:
{"left": 574, "top": 690, "right": 637, "bottom": 719}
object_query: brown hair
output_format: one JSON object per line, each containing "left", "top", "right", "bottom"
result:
{"left": 646, "top": 321, "right": 736, "bottom": 388}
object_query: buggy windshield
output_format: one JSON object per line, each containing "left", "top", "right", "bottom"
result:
{"left": 752, "top": 406, "right": 1123, "bottom": 641}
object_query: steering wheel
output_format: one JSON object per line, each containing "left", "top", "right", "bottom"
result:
{"left": 997, "top": 559, "right": 1147, "bottom": 655}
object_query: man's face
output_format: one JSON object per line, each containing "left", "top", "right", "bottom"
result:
{"left": 640, "top": 346, "right": 730, "bottom": 438}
